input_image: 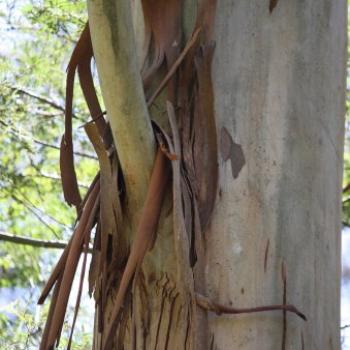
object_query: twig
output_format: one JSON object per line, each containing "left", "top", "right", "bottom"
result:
{"left": 5, "top": 84, "right": 81, "bottom": 120}
{"left": 13, "top": 192, "right": 70, "bottom": 229}
{"left": 195, "top": 293, "right": 306, "bottom": 321}
{"left": 11, "top": 194, "right": 59, "bottom": 237}
{"left": 0, "top": 119, "right": 97, "bottom": 160}
{"left": 28, "top": 172, "right": 89, "bottom": 189}
{"left": 147, "top": 27, "right": 201, "bottom": 107}
{"left": 0, "top": 231, "right": 92, "bottom": 252}
{"left": 32, "top": 109, "right": 64, "bottom": 118}
{"left": 33, "top": 139, "right": 97, "bottom": 160}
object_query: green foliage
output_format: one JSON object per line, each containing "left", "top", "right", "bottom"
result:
{"left": 0, "top": 0, "right": 95, "bottom": 347}
{"left": 343, "top": 4, "right": 350, "bottom": 227}
{"left": 0, "top": 292, "right": 42, "bottom": 349}
{"left": 0, "top": 286, "right": 93, "bottom": 350}
{"left": 343, "top": 155, "right": 350, "bottom": 225}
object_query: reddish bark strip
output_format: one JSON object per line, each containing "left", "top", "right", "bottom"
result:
{"left": 147, "top": 27, "right": 201, "bottom": 107}
{"left": 60, "top": 22, "right": 109, "bottom": 211}
{"left": 103, "top": 148, "right": 170, "bottom": 350}
{"left": 195, "top": 293, "right": 306, "bottom": 321}
{"left": 78, "top": 60, "right": 108, "bottom": 140}
{"left": 67, "top": 233, "right": 91, "bottom": 350}
{"left": 60, "top": 23, "right": 91, "bottom": 209}
{"left": 39, "top": 276, "right": 62, "bottom": 350}
{"left": 39, "top": 182, "right": 100, "bottom": 349}
{"left": 38, "top": 174, "right": 99, "bottom": 304}
{"left": 193, "top": 41, "right": 218, "bottom": 232}
{"left": 38, "top": 239, "right": 71, "bottom": 305}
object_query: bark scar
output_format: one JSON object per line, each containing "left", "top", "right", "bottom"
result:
{"left": 264, "top": 238, "right": 270, "bottom": 273}
{"left": 301, "top": 331, "right": 305, "bottom": 350}
{"left": 269, "top": 0, "right": 280, "bottom": 13}
{"left": 220, "top": 127, "right": 245, "bottom": 179}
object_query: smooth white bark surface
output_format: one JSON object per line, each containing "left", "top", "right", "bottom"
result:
{"left": 206, "top": 1, "right": 346, "bottom": 348}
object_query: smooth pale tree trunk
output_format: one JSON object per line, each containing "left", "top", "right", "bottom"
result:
{"left": 207, "top": 1, "right": 345, "bottom": 349}
{"left": 88, "top": 0, "right": 346, "bottom": 349}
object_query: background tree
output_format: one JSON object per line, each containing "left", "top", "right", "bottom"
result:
{"left": 0, "top": 0, "right": 348, "bottom": 349}
{"left": 0, "top": 1, "right": 94, "bottom": 348}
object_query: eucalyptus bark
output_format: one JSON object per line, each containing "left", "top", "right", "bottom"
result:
{"left": 88, "top": 0, "right": 345, "bottom": 349}
{"left": 88, "top": 0, "right": 155, "bottom": 216}
{"left": 207, "top": 1, "right": 345, "bottom": 349}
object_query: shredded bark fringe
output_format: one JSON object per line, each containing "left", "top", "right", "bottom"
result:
{"left": 39, "top": 1, "right": 305, "bottom": 349}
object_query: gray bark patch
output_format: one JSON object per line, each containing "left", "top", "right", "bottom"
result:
{"left": 220, "top": 127, "right": 245, "bottom": 179}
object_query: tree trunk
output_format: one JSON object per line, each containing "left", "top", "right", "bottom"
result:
{"left": 88, "top": 0, "right": 346, "bottom": 349}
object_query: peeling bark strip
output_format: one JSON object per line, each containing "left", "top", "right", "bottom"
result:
{"left": 147, "top": 27, "right": 201, "bottom": 107}
{"left": 103, "top": 148, "right": 170, "bottom": 350}
{"left": 67, "top": 232, "right": 90, "bottom": 350}
{"left": 39, "top": 1, "right": 310, "bottom": 349}
{"left": 40, "top": 275, "right": 62, "bottom": 350}
{"left": 39, "top": 181, "right": 100, "bottom": 349}
{"left": 60, "top": 22, "right": 109, "bottom": 212}
{"left": 193, "top": 41, "right": 218, "bottom": 232}
{"left": 141, "top": 0, "right": 182, "bottom": 74}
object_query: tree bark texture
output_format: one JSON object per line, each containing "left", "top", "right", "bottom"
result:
{"left": 84, "top": 1, "right": 346, "bottom": 349}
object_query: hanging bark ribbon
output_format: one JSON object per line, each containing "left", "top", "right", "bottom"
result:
{"left": 39, "top": 181, "right": 100, "bottom": 349}
{"left": 60, "top": 22, "right": 109, "bottom": 212}
{"left": 103, "top": 147, "right": 170, "bottom": 350}
{"left": 39, "top": 2, "right": 307, "bottom": 349}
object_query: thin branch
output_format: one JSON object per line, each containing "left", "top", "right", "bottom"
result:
{"left": 147, "top": 27, "right": 201, "bottom": 107}
{"left": 5, "top": 84, "right": 81, "bottom": 120}
{"left": 0, "top": 231, "right": 92, "bottom": 252}
{"left": 28, "top": 172, "right": 89, "bottom": 189}
{"left": 2, "top": 177, "right": 75, "bottom": 232}
{"left": 7, "top": 85, "right": 64, "bottom": 112}
{"left": 11, "top": 194, "right": 60, "bottom": 237}
{"left": 32, "top": 109, "right": 63, "bottom": 118}
{"left": 195, "top": 293, "right": 306, "bottom": 321}
{"left": 0, "top": 119, "right": 97, "bottom": 160}
{"left": 13, "top": 192, "right": 70, "bottom": 230}
{"left": 33, "top": 139, "right": 97, "bottom": 160}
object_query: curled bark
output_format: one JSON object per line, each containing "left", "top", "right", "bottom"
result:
{"left": 39, "top": 1, "right": 315, "bottom": 349}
